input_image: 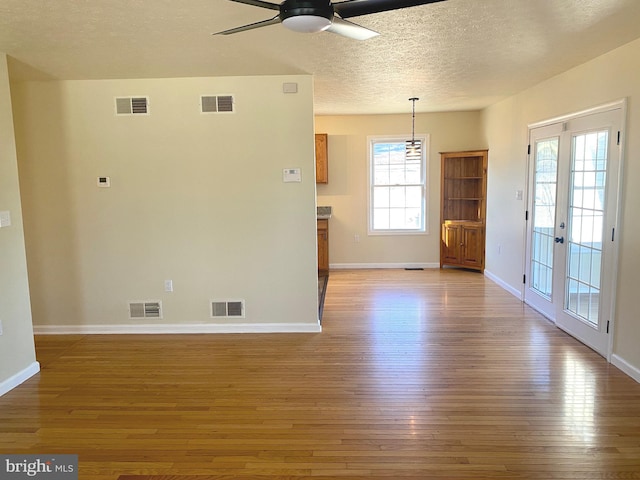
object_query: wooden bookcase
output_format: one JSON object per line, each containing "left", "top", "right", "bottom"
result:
{"left": 440, "top": 150, "right": 488, "bottom": 271}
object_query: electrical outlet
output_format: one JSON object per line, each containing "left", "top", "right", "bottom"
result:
{"left": 354, "top": 234, "right": 360, "bottom": 243}
{"left": 164, "top": 280, "right": 173, "bottom": 293}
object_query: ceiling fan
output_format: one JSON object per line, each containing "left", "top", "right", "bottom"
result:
{"left": 214, "top": 0, "right": 447, "bottom": 41}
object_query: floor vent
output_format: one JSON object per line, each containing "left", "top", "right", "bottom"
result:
{"left": 201, "top": 95, "right": 234, "bottom": 113}
{"left": 211, "top": 300, "right": 245, "bottom": 318}
{"left": 129, "top": 301, "right": 162, "bottom": 319}
{"left": 116, "top": 97, "right": 149, "bottom": 115}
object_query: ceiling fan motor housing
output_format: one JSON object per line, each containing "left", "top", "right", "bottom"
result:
{"left": 280, "top": 0, "right": 335, "bottom": 22}
{"left": 217, "top": 0, "right": 447, "bottom": 39}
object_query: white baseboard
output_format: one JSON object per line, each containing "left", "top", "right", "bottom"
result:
{"left": 33, "top": 322, "right": 322, "bottom": 335}
{"left": 611, "top": 354, "right": 640, "bottom": 384}
{"left": 0, "top": 361, "right": 40, "bottom": 397}
{"left": 484, "top": 269, "right": 523, "bottom": 300}
{"left": 330, "top": 262, "right": 440, "bottom": 270}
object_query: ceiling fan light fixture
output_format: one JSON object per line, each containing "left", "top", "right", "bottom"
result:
{"left": 282, "top": 15, "right": 332, "bottom": 33}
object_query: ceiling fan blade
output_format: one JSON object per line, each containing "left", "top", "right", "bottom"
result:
{"left": 226, "top": 0, "right": 280, "bottom": 11}
{"left": 213, "top": 15, "right": 281, "bottom": 35}
{"left": 326, "top": 17, "right": 379, "bottom": 40}
{"left": 333, "top": 0, "right": 447, "bottom": 19}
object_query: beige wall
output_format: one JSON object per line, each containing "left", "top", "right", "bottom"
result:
{"left": 315, "top": 112, "right": 484, "bottom": 267}
{"left": 12, "top": 75, "right": 320, "bottom": 332}
{"left": 0, "top": 54, "right": 38, "bottom": 391}
{"left": 482, "top": 38, "right": 640, "bottom": 375}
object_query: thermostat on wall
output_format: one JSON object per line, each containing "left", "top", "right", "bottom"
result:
{"left": 283, "top": 168, "right": 302, "bottom": 183}
{"left": 283, "top": 82, "right": 298, "bottom": 94}
{"left": 97, "top": 176, "right": 111, "bottom": 187}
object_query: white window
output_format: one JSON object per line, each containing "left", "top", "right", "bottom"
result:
{"left": 368, "top": 135, "right": 429, "bottom": 235}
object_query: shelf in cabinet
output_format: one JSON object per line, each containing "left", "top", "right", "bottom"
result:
{"left": 443, "top": 220, "right": 484, "bottom": 225}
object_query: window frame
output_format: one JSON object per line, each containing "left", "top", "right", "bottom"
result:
{"left": 367, "top": 134, "right": 429, "bottom": 236}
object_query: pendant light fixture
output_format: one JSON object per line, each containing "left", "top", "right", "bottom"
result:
{"left": 406, "top": 97, "right": 421, "bottom": 159}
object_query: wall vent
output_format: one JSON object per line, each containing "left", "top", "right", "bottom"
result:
{"left": 129, "top": 301, "right": 162, "bottom": 319}
{"left": 116, "top": 97, "right": 149, "bottom": 115}
{"left": 211, "top": 300, "right": 245, "bottom": 318}
{"left": 201, "top": 95, "right": 234, "bottom": 113}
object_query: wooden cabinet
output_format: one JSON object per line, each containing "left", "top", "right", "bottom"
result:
{"left": 315, "top": 133, "right": 328, "bottom": 184}
{"left": 317, "top": 218, "right": 329, "bottom": 272}
{"left": 441, "top": 222, "right": 485, "bottom": 270}
{"left": 440, "top": 150, "right": 488, "bottom": 271}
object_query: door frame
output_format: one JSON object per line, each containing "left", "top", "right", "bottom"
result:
{"left": 524, "top": 99, "right": 627, "bottom": 361}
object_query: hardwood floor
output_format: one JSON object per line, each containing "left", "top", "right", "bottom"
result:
{"left": 2, "top": 269, "right": 640, "bottom": 480}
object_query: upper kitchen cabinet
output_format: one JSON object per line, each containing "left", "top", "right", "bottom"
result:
{"left": 315, "top": 133, "right": 328, "bottom": 184}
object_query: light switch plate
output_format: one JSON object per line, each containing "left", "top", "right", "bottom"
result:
{"left": 0, "top": 211, "right": 10, "bottom": 228}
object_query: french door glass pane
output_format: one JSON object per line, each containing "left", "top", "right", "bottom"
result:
{"left": 565, "top": 131, "right": 607, "bottom": 325}
{"left": 531, "top": 138, "right": 559, "bottom": 298}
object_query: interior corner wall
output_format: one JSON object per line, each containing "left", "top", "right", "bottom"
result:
{"left": 0, "top": 53, "right": 38, "bottom": 393}
{"left": 11, "top": 75, "right": 319, "bottom": 332}
{"left": 481, "top": 37, "right": 640, "bottom": 378}
{"left": 315, "top": 111, "right": 484, "bottom": 267}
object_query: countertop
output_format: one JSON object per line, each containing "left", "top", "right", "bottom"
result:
{"left": 317, "top": 206, "right": 332, "bottom": 219}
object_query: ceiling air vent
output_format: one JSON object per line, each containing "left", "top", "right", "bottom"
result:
{"left": 116, "top": 97, "right": 149, "bottom": 115}
{"left": 211, "top": 300, "right": 245, "bottom": 318}
{"left": 129, "top": 301, "right": 162, "bottom": 319}
{"left": 201, "top": 95, "right": 234, "bottom": 113}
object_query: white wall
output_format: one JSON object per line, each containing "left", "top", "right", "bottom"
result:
{"left": 12, "top": 75, "right": 320, "bottom": 333}
{"left": 315, "top": 112, "right": 484, "bottom": 268}
{"left": 0, "top": 53, "right": 38, "bottom": 395}
{"left": 482, "top": 38, "right": 640, "bottom": 378}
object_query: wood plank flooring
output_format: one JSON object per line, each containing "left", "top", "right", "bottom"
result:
{"left": 2, "top": 269, "right": 640, "bottom": 479}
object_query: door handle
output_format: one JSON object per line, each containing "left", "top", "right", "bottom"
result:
{"left": 555, "top": 236, "right": 564, "bottom": 244}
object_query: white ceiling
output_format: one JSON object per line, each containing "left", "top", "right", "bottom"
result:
{"left": 1, "top": 0, "right": 640, "bottom": 115}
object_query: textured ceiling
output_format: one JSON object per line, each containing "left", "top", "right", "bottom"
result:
{"left": 1, "top": 0, "right": 640, "bottom": 114}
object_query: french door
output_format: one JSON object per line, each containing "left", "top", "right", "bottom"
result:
{"left": 524, "top": 106, "right": 623, "bottom": 357}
